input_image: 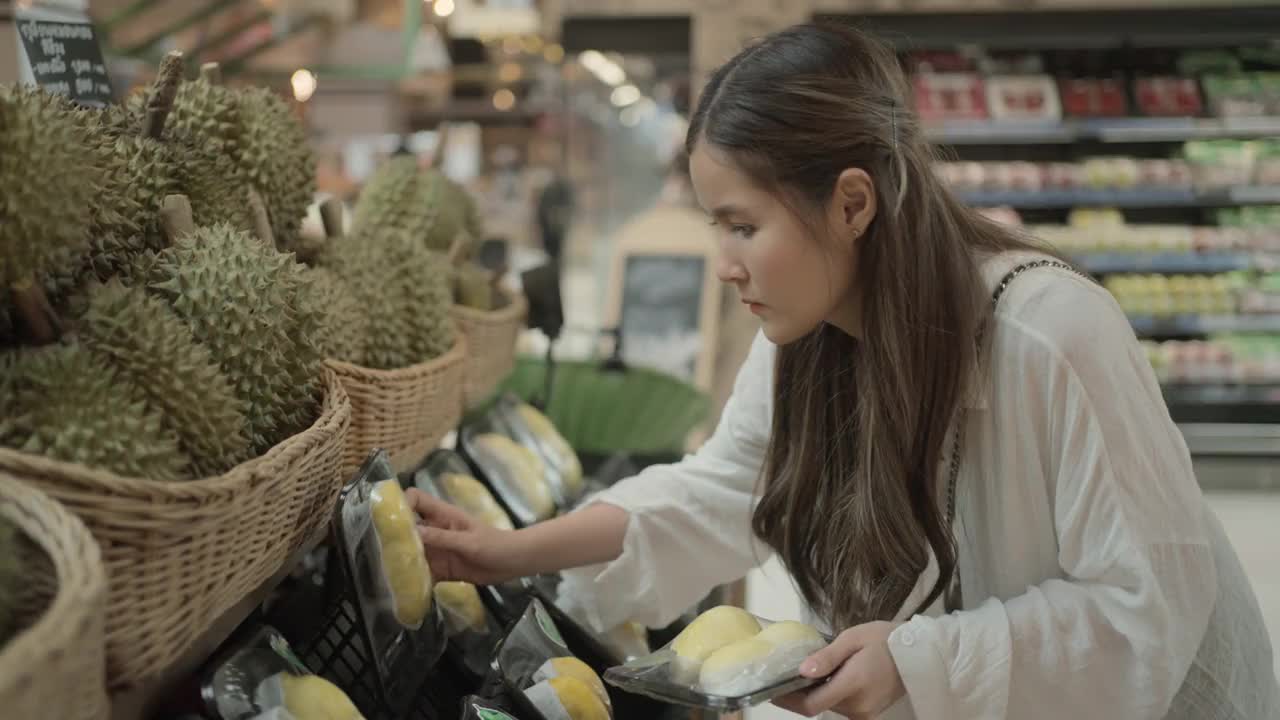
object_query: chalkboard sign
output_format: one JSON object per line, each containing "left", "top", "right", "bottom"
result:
{"left": 15, "top": 11, "right": 111, "bottom": 106}
{"left": 619, "top": 254, "right": 707, "bottom": 381}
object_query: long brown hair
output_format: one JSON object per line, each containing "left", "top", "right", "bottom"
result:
{"left": 687, "top": 23, "right": 1047, "bottom": 627}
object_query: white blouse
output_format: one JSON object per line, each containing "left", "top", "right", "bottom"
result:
{"left": 557, "top": 252, "right": 1279, "bottom": 719}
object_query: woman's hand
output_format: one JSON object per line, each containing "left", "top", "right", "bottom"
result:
{"left": 405, "top": 488, "right": 527, "bottom": 585}
{"left": 772, "top": 621, "right": 906, "bottom": 719}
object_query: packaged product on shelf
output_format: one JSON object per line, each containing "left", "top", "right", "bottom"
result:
{"left": 1058, "top": 77, "right": 1128, "bottom": 117}
{"left": 412, "top": 449, "right": 516, "bottom": 530}
{"left": 333, "top": 450, "right": 446, "bottom": 714}
{"left": 1252, "top": 141, "right": 1280, "bottom": 186}
{"left": 495, "top": 395, "right": 586, "bottom": 504}
{"left": 201, "top": 625, "right": 365, "bottom": 720}
{"left": 461, "top": 695, "right": 528, "bottom": 720}
{"left": 459, "top": 418, "right": 558, "bottom": 526}
{"left": 602, "top": 606, "right": 830, "bottom": 712}
{"left": 913, "top": 73, "right": 989, "bottom": 122}
{"left": 1184, "top": 140, "right": 1257, "bottom": 190}
{"left": 435, "top": 580, "right": 504, "bottom": 681}
{"left": 984, "top": 75, "right": 1062, "bottom": 122}
{"left": 1082, "top": 157, "right": 1141, "bottom": 190}
{"left": 1133, "top": 76, "right": 1203, "bottom": 116}
{"left": 493, "top": 598, "right": 614, "bottom": 720}
{"left": 1203, "top": 74, "right": 1267, "bottom": 118}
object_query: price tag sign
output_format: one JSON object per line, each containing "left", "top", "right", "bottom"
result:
{"left": 15, "top": 11, "right": 111, "bottom": 106}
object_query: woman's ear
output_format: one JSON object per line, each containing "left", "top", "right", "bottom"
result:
{"left": 828, "top": 168, "right": 878, "bottom": 242}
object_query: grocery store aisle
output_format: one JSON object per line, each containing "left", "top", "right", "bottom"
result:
{"left": 743, "top": 491, "right": 1280, "bottom": 719}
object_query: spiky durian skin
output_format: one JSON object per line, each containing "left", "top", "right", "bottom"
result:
{"left": 320, "top": 231, "right": 455, "bottom": 370}
{"left": 165, "top": 79, "right": 244, "bottom": 167}
{"left": 237, "top": 87, "right": 316, "bottom": 251}
{"left": 78, "top": 280, "right": 252, "bottom": 477}
{"left": 0, "top": 516, "right": 20, "bottom": 646}
{"left": 0, "top": 344, "right": 190, "bottom": 480}
{"left": 428, "top": 173, "right": 480, "bottom": 253}
{"left": 302, "top": 267, "right": 367, "bottom": 363}
{"left": 351, "top": 156, "right": 440, "bottom": 242}
{"left": 454, "top": 263, "right": 495, "bottom": 311}
{"left": 142, "top": 224, "right": 325, "bottom": 452}
{"left": 0, "top": 85, "right": 97, "bottom": 288}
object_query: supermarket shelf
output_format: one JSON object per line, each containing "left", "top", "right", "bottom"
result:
{"left": 1179, "top": 422, "right": 1280, "bottom": 457}
{"left": 1164, "top": 384, "right": 1280, "bottom": 407}
{"left": 1129, "top": 314, "right": 1280, "bottom": 336}
{"left": 929, "top": 117, "right": 1280, "bottom": 145}
{"left": 958, "top": 187, "right": 1280, "bottom": 209}
{"left": 1074, "top": 252, "right": 1255, "bottom": 274}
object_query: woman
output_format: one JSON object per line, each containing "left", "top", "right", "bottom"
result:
{"left": 411, "top": 24, "right": 1277, "bottom": 718}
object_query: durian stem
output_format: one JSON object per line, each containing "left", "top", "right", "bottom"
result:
{"left": 199, "top": 62, "right": 222, "bottom": 85}
{"left": 142, "top": 51, "right": 185, "bottom": 140}
{"left": 319, "top": 198, "right": 344, "bottom": 239}
{"left": 447, "top": 234, "right": 470, "bottom": 268}
{"left": 246, "top": 188, "right": 275, "bottom": 247}
{"left": 431, "top": 125, "right": 450, "bottom": 169}
{"left": 160, "top": 195, "right": 196, "bottom": 241}
{"left": 10, "top": 279, "right": 61, "bottom": 345}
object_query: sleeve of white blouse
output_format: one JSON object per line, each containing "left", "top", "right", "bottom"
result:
{"left": 889, "top": 276, "right": 1217, "bottom": 719}
{"left": 555, "top": 332, "right": 775, "bottom": 633}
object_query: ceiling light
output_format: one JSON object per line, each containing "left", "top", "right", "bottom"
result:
{"left": 433, "top": 0, "right": 455, "bottom": 17}
{"left": 543, "top": 43, "right": 565, "bottom": 64}
{"left": 493, "top": 88, "right": 516, "bottom": 111}
{"left": 611, "top": 84, "right": 641, "bottom": 107}
{"left": 291, "top": 69, "right": 317, "bottom": 103}
{"left": 499, "top": 62, "right": 523, "bottom": 83}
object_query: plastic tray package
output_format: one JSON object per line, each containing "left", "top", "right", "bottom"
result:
{"left": 492, "top": 598, "right": 613, "bottom": 720}
{"left": 434, "top": 579, "right": 503, "bottom": 682}
{"left": 458, "top": 418, "right": 558, "bottom": 527}
{"left": 200, "top": 625, "right": 364, "bottom": 720}
{"left": 493, "top": 395, "right": 586, "bottom": 507}
{"left": 602, "top": 607, "right": 831, "bottom": 712}
{"left": 333, "top": 450, "right": 447, "bottom": 715}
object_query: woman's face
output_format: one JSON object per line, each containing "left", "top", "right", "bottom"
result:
{"left": 690, "top": 142, "right": 860, "bottom": 345}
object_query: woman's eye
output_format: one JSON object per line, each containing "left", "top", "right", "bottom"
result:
{"left": 730, "top": 224, "right": 756, "bottom": 239}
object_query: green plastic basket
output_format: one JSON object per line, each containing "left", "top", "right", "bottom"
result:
{"left": 498, "top": 356, "right": 710, "bottom": 456}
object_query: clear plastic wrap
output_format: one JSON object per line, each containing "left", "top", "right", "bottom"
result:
{"left": 459, "top": 419, "right": 557, "bottom": 526}
{"left": 492, "top": 598, "right": 615, "bottom": 720}
{"left": 333, "top": 450, "right": 447, "bottom": 715}
{"left": 493, "top": 395, "right": 585, "bottom": 506}
{"left": 411, "top": 449, "right": 516, "bottom": 531}
{"left": 461, "top": 695, "right": 528, "bottom": 720}
{"left": 200, "top": 626, "right": 364, "bottom": 720}
{"left": 602, "top": 607, "right": 830, "bottom": 712}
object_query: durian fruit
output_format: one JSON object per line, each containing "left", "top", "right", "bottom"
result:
{"left": 514, "top": 403, "right": 584, "bottom": 497}
{"left": 370, "top": 479, "right": 433, "bottom": 628}
{"left": 163, "top": 64, "right": 243, "bottom": 165}
{"left": 0, "top": 516, "right": 22, "bottom": 646}
{"left": 669, "top": 606, "right": 763, "bottom": 680}
{"left": 144, "top": 202, "right": 325, "bottom": 452}
{"left": 0, "top": 84, "right": 97, "bottom": 341}
{"left": 434, "top": 581, "right": 487, "bottom": 634}
{"left": 301, "top": 267, "right": 366, "bottom": 363}
{"left": 532, "top": 657, "right": 611, "bottom": 712}
{"left": 697, "top": 621, "right": 826, "bottom": 697}
{"left": 257, "top": 672, "right": 364, "bottom": 720}
{"left": 0, "top": 344, "right": 189, "bottom": 480}
{"left": 318, "top": 229, "right": 455, "bottom": 370}
{"left": 696, "top": 635, "right": 776, "bottom": 696}
{"left": 438, "top": 472, "right": 514, "bottom": 530}
{"left": 471, "top": 434, "right": 554, "bottom": 522}
{"left": 424, "top": 170, "right": 474, "bottom": 252}
{"left": 454, "top": 262, "right": 496, "bottom": 311}
{"left": 236, "top": 86, "right": 316, "bottom": 250}
{"left": 351, "top": 156, "right": 436, "bottom": 241}
{"left": 77, "top": 279, "right": 251, "bottom": 476}
{"left": 523, "top": 676, "right": 611, "bottom": 720}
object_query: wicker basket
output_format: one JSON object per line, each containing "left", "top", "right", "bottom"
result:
{"left": 0, "top": 473, "right": 108, "bottom": 720}
{"left": 452, "top": 289, "right": 528, "bottom": 409}
{"left": 328, "top": 334, "right": 469, "bottom": 477}
{"left": 0, "top": 368, "right": 351, "bottom": 688}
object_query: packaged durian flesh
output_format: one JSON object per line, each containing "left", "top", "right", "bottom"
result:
{"left": 494, "top": 395, "right": 585, "bottom": 507}
{"left": 410, "top": 449, "right": 515, "bottom": 531}
{"left": 333, "top": 450, "right": 445, "bottom": 715}
{"left": 600, "top": 607, "right": 830, "bottom": 711}
{"left": 493, "top": 598, "right": 617, "bottom": 720}
{"left": 200, "top": 625, "right": 365, "bottom": 720}
{"left": 458, "top": 418, "right": 557, "bottom": 527}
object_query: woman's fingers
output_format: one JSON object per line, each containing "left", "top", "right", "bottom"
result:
{"left": 417, "top": 524, "right": 473, "bottom": 554}
{"left": 405, "top": 487, "right": 471, "bottom": 528}
{"left": 800, "top": 626, "right": 869, "bottom": 678}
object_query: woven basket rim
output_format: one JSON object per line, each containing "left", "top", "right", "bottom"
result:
{"left": 0, "top": 367, "right": 347, "bottom": 504}
{"left": 324, "top": 332, "right": 469, "bottom": 382}
{"left": 450, "top": 288, "right": 528, "bottom": 324}
{"left": 0, "top": 474, "right": 106, "bottom": 683}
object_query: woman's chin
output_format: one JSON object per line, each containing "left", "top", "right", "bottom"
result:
{"left": 759, "top": 319, "right": 810, "bottom": 346}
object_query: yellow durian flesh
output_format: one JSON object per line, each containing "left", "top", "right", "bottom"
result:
{"left": 438, "top": 472, "right": 514, "bottom": 530}
{"left": 755, "top": 621, "right": 824, "bottom": 650}
{"left": 370, "top": 480, "right": 432, "bottom": 628}
{"left": 515, "top": 403, "right": 584, "bottom": 495}
{"left": 603, "top": 621, "right": 649, "bottom": 662}
{"left": 279, "top": 673, "right": 364, "bottom": 720}
{"left": 434, "top": 581, "right": 487, "bottom": 634}
{"left": 524, "top": 676, "right": 611, "bottom": 720}
{"left": 697, "top": 636, "right": 775, "bottom": 696}
{"left": 671, "top": 606, "right": 762, "bottom": 664}
{"left": 473, "top": 433, "right": 555, "bottom": 519}
{"left": 533, "top": 657, "right": 611, "bottom": 711}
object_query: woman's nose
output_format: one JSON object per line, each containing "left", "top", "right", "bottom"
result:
{"left": 716, "top": 252, "right": 747, "bottom": 284}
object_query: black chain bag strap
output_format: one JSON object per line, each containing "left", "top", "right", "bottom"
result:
{"left": 943, "top": 259, "right": 1087, "bottom": 612}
